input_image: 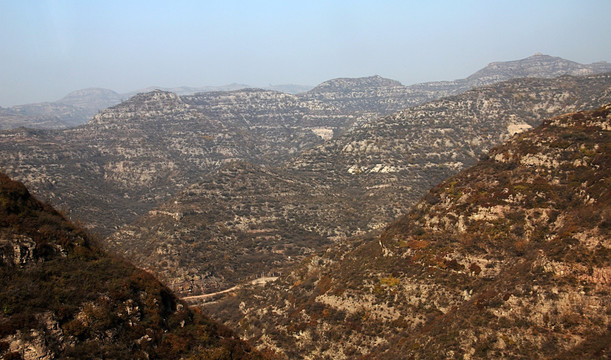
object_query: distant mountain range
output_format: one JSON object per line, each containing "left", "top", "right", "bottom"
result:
{"left": 2, "top": 66, "right": 609, "bottom": 242}
{"left": 1, "top": 54, "right": 609, "bottom": 130}
{"left": 0, "top": 88, "right": 123, "bottom": 129}
{"left": 0, "top": 84, "right": 309, "bottom": 130}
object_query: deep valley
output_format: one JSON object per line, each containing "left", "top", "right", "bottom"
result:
{"left": 1, "top": 54, "right": 610, "bottom": 359}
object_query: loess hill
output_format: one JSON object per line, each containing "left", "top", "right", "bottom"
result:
{"left": 207, "top": 104, "right": 611, "bottom": 359}
{"left": 0, "top": 172, "right": 265, "bottom": 359}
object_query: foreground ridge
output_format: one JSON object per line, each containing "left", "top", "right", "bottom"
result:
{"left": 0, "top": 172, "right": 265, "bottom": 359}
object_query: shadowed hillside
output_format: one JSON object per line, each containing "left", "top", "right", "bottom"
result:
{"left": 0, "top": 172, "right": 265, "bottom": 359}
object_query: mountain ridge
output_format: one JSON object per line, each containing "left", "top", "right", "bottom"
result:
{"left": 308, "top": 75, "right": 403, "bottom": 93}
{"left": 2, "top": 54, "right": 610, "bottom": 130}
{"left": 466, "top": 54, "right": 610, "bottom": 84}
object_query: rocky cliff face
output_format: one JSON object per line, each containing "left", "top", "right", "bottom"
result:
{"left": 207, "top": 104, "right": 610, "bottom": 359}
{"left": 0, "top": 172, "right": 265, "bottom": 360}
{"left": 105, "top": 74, "right": 611, "bottom": 296}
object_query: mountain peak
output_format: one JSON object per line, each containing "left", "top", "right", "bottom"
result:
{"left": 129, "top": 89, "right": 182, "bottom": 102}
{"left": 309, "top": 75, "right": 403, "bottom": 93}
{"left": 89, "top": 89, "right": 189, "bottom": 126}
{"left": 105, "top": 89, "right": 184, "bottom": 112}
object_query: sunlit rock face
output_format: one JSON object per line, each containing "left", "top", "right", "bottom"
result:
{"left": 208, "top": 104, "right": 610, "bottom": 360}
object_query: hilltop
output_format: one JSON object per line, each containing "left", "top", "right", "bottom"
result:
{"left": 412, "top": 53, "right": 611, "bottom": 96}
{"left": 308, "top": 75, "right": 403, "bottom": 93}
{"left": 466, "top": 53, "right": 611, "bottom": 86}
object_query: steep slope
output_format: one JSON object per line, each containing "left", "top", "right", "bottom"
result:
{"left": 0, "top": 90, "right": 262, "bottom": 236}
{"left": 0, "top": 172, "right": 264, "bottom": 359}
{"left": 291, "top": 73, "right": 611, "bottom": 232}
{"left": 107, "top": 73, "right": 611, "bottom": 297}
{"left": 106, "top": 161, "right": 374, "bottom": 295}
{"left": 208, "top": 104, "right": 611, "bottom": 359}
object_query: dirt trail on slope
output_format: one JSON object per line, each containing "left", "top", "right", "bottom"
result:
{"left": 182, "top": 277, "right": 278, "bottom": 301}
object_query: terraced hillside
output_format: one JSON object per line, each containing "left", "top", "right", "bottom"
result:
{"left": 0, "top": 75, "right": 431, "bottom": 237}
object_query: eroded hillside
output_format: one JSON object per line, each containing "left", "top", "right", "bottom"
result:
{"left": 2, "top": 55, "right": 610, "bottom": 239}
{"left": 106, "top": 161, "right": 376, "bottom": 295}
{"left": 0, "top": 90, "right": 264, "bottom": 237}
{"left": 0, "top": 75, "right": 425, "bottom": 237}
{"left": 206, "top": 104, "right": 610, "bottom": 359}
{"left": 107, "top": 73, "right": 611, "bottom": 295}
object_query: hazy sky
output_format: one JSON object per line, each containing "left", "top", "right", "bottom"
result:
{"left": 1, "top": 0, "right": 610, "bottom": 106}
